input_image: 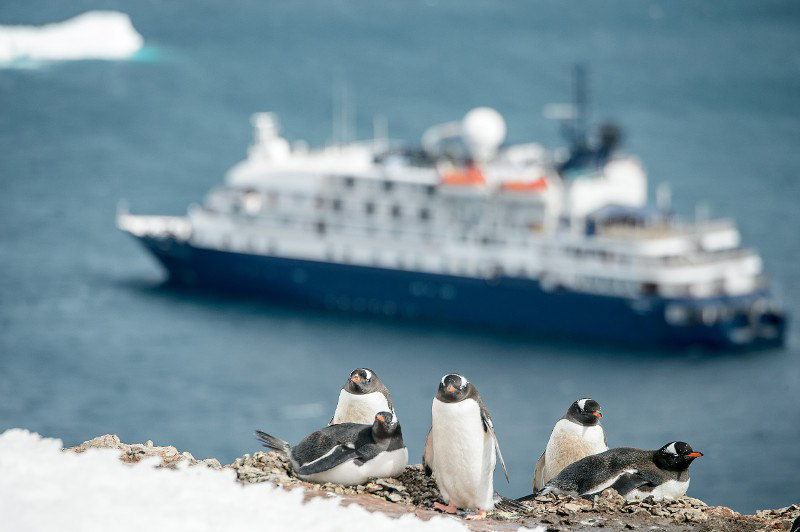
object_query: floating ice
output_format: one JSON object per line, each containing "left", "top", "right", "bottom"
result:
{"left": 0, "top": 11, "right": 144, "bottom": 64}
{"left": 0, "top": 429, "right": 466, "bottom": 531}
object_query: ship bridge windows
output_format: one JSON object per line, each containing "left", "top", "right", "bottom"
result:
{"left": 391, "top": 205, "right": 402, "bottom": 219}
{"left": 419, "top": 207, "right": 431, "bottom": 221}
{"left": 332, "top": 198, "right": 343, "bottom": 212}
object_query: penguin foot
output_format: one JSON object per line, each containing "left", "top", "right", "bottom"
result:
{"left": 465, "top": 510, "right": 487, "bottom": 520}
{"left": 433, "top": 502, "right": 458, "bottom": 514}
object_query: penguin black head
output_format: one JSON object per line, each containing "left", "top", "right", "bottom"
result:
{"left": 344, "top": 368, "right": 380, "bottom": 395}
{"left": 654, "top": 441, "right": 703, "bottom": 471}
{"left": 371, "top": 411, "right": 400, "bottom": 439}
{"left": 436, "top": 373, "right": 471, "bottom": 403}
{"left": 565, "top": 398, "right": 603, "bottom": 426}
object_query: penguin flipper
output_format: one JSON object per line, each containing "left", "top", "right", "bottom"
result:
{"left": 422, "top": 427, "right": 434, "bottom": 477}
{"left": 479, "top": 404, "right": 509, "bottom": 483}
{"left": 587, "top": 471, "right": 651, "bottom": 498}
{"left": 533, "top": 450, "right": 546, "bottom": 491}
{"left": 295, "top": 443, "right": 359, "bottom": 475}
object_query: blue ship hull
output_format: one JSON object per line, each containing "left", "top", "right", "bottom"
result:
{"left": 135, "top": 235, "right": 786, "bottom": 349}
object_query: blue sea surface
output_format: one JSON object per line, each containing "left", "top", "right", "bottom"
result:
{"left": 1, "top": 0, "right": 799, "bottom": 514}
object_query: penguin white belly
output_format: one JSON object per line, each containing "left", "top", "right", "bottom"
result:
{"left": 331, "top": 390, "right": 393, "bottom": 425}
{"left": 628, "top": 479, "right": 689, "bottom": 501}
{"left": 544, "top": 420, "right": 607, "bottom": 483}
{"left": 298, "top": 448, "right": 408, "bottom": 486}
{"left": 431, "top": 398, "right": 495, "bottom": 511}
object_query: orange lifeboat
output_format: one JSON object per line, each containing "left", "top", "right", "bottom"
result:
{"left": 441, "top": 163, "right": 485, "bottom": 185}
{"left": 501, "top": 176, "right": 548, "bottom": 191}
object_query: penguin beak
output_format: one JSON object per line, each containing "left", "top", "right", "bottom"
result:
{"left": 592, "top": 411, "right": 602, "bottom": 418}
{"left": 376, "top": 415, "right": 385, "bottom": 422}
{"left": 447, "top": 385, "right": 455, "bottom": 393}
{"left": 687, "top": 452, "right": 703, "bottom": 458}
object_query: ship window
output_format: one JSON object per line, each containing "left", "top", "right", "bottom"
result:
{"left": 332, "top": 198, "right": 343, "bottom": 212}
{"left": 343, "top": 176, "right": 355, "bottom": 188}
{"left": 391, "top": 205, "right": 402, "bottom": 219}
{"left": 365, "top": 202, "right": 375, "bottom": 215}
{"left": 425, "top": 184, "right": 436, "bottom": 196}
{"left": 316, "top": 221, "right": 326, "bottom": 235}
{"left": 419, "top": 207, "right": 430, "bottom": 221}
{"left": 383, "top": 181, "right": 394, "bottom": 192}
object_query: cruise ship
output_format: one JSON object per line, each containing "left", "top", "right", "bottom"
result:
{"left": 118, "top": 98, "right": 786, "bottom": 349}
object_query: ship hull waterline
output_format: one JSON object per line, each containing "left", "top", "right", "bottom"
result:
{"left": 133, "top": 235, "right": 786, "bottom": 350}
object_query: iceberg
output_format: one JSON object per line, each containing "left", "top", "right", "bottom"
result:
{"left": 0, "top": 11, "right": 143, "bottom": 64}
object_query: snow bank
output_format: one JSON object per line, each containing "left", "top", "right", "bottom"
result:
{"left": 0, "top": 429, "right": 465, "bottom": 531}
{"left": 0, "top": 11, "right": 143, "bottom": 64}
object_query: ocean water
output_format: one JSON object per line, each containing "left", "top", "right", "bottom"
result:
{"left": 1, "top": 0, "right": 799, "bottom": 514}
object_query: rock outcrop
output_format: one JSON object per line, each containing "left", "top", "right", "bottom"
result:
{"left": 69, "top": 435, "right": 800, "bottom": 531}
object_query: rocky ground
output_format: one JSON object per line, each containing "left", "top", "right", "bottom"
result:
{"left": 69, "top": 435, "right": 799, "bottom": 531}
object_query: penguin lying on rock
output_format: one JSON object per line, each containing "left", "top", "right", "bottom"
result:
{"left": 330, "top": 368, "right": 395, "bottom": 425}
{"left": 533, "top": 397, "right": 608, "bottom": 491}
{"left": 522, "top": 441, "right": 702, "bottom": 502}
{"left": 255, "top": 411, "right": 408, "bottom": 486}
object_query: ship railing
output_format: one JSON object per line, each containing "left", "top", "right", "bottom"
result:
{"left": 117, "top": 212, "right": 191, "bottom": 240}
{"left": 597, "top": 218, "right": 735, "bottom": 239}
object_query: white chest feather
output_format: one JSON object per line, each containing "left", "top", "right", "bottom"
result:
{"left": 544, "top": 420, "right": 607, "bottom": 482}
{"left": 331, "top": 390, "right": 392, "bottom": 425}
{"left": 628, "top": 479, "right": 690, "bottom": 501}
{"left": 430, "top": 398, "right": 496, "bottom": 510}
{"left": 298, "top": 448, "right": 408, "bottom": 486}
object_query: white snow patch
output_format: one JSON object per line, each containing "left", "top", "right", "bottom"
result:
{"left": 0, "top": 429, "right": 464, "bottom": 531}
{"left": 0, "top": 11, "right": 143, "bottom": 64}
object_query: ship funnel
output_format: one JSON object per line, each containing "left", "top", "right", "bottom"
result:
{"left": 462, "top": 107, "right": 506, "bottom": 162}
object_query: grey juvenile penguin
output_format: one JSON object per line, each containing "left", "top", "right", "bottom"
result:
{"left": 533, "top": 398, "right": 608, "bottom": 491}
{"left": 255, "top": 411, "right": 407, "bottom": 486}
{"left": 533, "top": 441, "right": 703, "bottom": 501}
{"left": 429, "top": 373, "right": 508, "bottom": 520}
{"left": 330, "top": 368, "right": 395, "bottom": 425}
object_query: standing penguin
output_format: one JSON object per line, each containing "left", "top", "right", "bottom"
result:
{"left": 535, "top": 441, "right": 702, "bottom": 501}
{"left": 430, "top": 373, "right": 508, "bottom": 520}
{"left": 330, "top": 368, "right": 395, "bottom": 425}
{"left": 533, "top": 398, "right": 607, "bottom": 491}
{"left": 255, "top": 411, "right": 407, "bottom": 486}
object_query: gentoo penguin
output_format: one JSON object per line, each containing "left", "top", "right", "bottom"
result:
{"left": 255, "top": 411, "right": 407, "bottom": 486}
{"left": 536, "top": 441, "right": 703, "bottom": 501}
{"left": 430, "top": 373, "right": 508, "bottom": 520}
{"left": 533, "top": 398, "right": 608, "bottom": 491}
{"left": 330, "top": 368, "right": 395, "bottom": 425}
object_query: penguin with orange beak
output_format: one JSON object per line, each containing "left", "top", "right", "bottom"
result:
{"left": 428, "top": 373, "right": 508, "bottom": 520}
{"left": 533, "top": 398, "right": 608, "bottom": 491}
{"left": 529, "top": 441, "right": 703, "bottom": 502}
{"left": 255, "top": 411, "right": 407, "bottom": 486}
{"left": 330, "top": 368, "right": 395, "bottom": 425}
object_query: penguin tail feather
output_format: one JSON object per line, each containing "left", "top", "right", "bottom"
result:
{"left": 515, "top": 493, "right": 537, "bottom": 503}
{"left": 493, "top": 495, "right": 529, "bottom": 513}
{"left": 254, "top": 430, "right": 291, "bottom": 456}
